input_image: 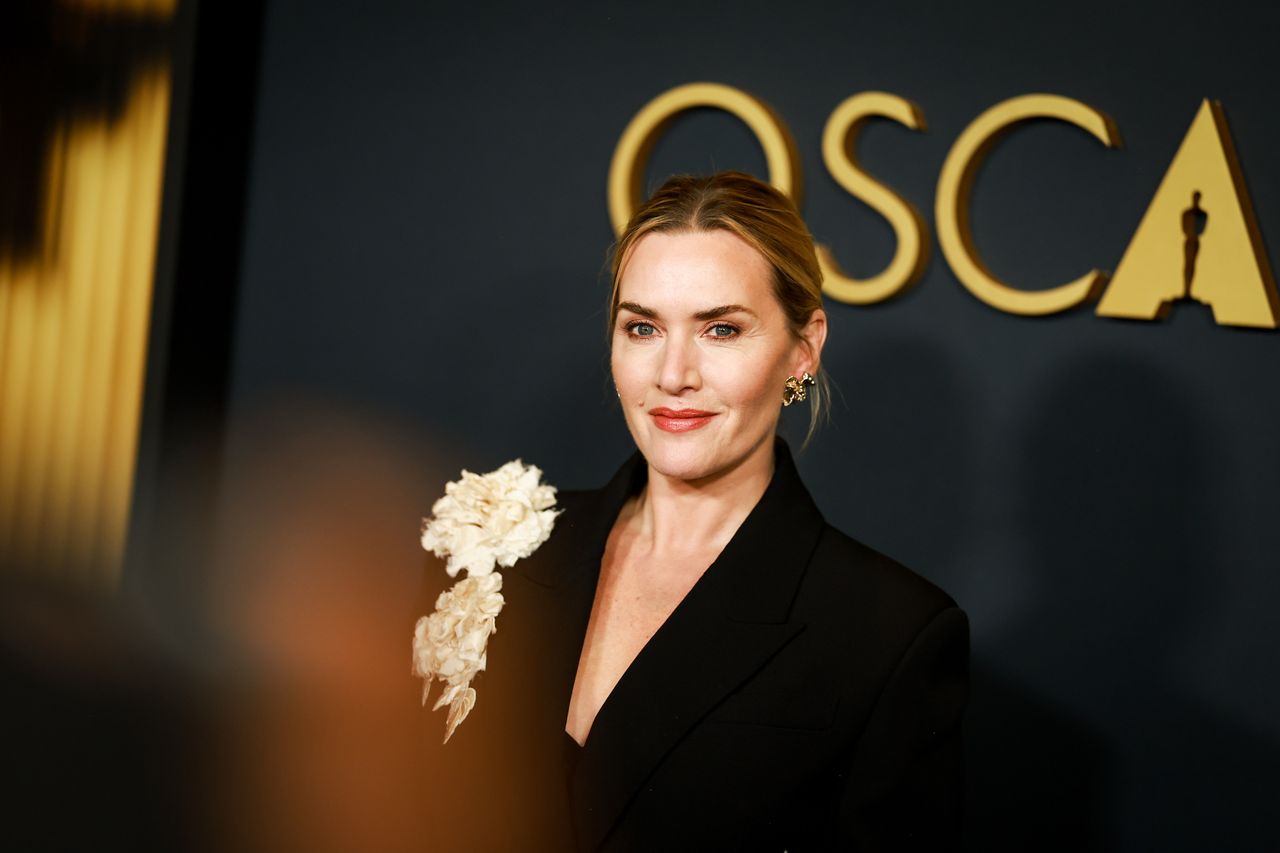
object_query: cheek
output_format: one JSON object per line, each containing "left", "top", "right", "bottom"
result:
{"left": 610, "top": 343, "right": 644, "bottom": 397}
{"left": 709, "top": 354, "right": 785, "bottom": 413}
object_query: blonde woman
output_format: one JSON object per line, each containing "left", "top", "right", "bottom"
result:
{"left": 422, "top": 172, "right": 968, "bottom": 852}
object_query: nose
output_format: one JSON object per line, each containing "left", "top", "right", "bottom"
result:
{"left": 657, "top": 336, "right": 700, "bottom": 396}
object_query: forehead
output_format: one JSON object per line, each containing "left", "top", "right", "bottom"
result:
{"left": 618, "top": 230, "right": 775, "bottom": 310}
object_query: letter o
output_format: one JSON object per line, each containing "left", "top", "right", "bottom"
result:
{"left": 607, "top": 83, "right": 801, "bottom": 236}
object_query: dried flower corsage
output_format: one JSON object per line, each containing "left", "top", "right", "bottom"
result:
{"left": 412, "top": 460, "right": 559, "bottom": 742}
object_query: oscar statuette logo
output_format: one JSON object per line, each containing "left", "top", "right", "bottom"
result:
{"left": 609, "top": 84, "right": 1279, "bottom": 330}
{"left": 1094, "top": 99, "right": 1279, "bottom": 327}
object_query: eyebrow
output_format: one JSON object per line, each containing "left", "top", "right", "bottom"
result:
{"left": 616, "top": 301, "right": 758, "bottom": 321}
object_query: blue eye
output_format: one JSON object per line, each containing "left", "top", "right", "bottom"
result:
{"left": 626, "top": 321, "right": 656, "bottom": 337}
{"left": 708, "top": 323, "right": 740, "bottom": 338}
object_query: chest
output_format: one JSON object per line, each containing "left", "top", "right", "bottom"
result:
{"left": 565, "top": 545, "right": 715, "bottom": 742}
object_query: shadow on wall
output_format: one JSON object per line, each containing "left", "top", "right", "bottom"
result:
{"left": 968, "top": 341, "right": 1280, "bottom": 851}
{"left": 802, "top": 331, "right": 979, "bottom": 579}
{"left": 965, "top": 663, "right": 1110, "bottom": 852}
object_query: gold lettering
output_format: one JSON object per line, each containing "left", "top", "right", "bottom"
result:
{"left": 818, "top": 92, "right": 928, "bottom": 305}
{"left": 1096, "top": 100, "right": 1279, "bottom": 327}
{"left": 935, "top": 94, "right": 1122, "bottom": 315}
{"left": 606, "top": 83, "right": 800, "bottom": 235}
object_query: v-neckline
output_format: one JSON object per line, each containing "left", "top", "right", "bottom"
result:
{"left": 563, "top": 506, "right": 724, "bottom": 750}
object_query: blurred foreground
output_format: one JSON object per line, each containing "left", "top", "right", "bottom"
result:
{"left": 3, "top": 406, "right": 454, "bottom": 852}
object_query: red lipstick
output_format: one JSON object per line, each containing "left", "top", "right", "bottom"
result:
{"left": 649, "top": 407, "right": 717, "bottom": 433}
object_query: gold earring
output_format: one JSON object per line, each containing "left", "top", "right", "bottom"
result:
{"left": 782, "top": 371, "right": 816, "bottom": 406}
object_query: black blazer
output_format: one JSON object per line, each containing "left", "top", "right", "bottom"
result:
{"left": 416, "top": 440, "right": 968, "bottom": 852}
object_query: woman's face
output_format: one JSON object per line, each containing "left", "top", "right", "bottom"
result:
{"left": 611, "top": 229, "right": 824, "bottom": 484}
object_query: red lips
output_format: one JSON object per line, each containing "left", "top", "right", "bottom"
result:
{"left": 649, "top": 407, "right": 718, "bottom": 433}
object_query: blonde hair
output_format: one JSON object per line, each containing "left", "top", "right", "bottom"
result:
{"left": 608, "top": 171, "right": 829, "bottom": 443}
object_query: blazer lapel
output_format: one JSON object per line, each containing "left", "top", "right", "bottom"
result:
{"left": 567, "top": 441, "right": 827, "bottom": 851}
{"left": 514, "top": 451, "right": 648, "bottom": 752}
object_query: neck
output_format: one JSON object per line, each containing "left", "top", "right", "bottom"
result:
{"left": 629, "top": 437, "right": 776, "bottom": 558}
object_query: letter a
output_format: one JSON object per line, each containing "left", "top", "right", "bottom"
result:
{"left": 1097, "top": 100, "right": 1280, "bottom": 328}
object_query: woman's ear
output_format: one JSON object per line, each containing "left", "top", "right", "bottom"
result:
{"left": 794, "top": 308, "right": 828, "bottom": 376}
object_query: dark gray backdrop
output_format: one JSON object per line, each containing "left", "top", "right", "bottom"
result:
{"left": 139, "top": 1, "right": 1280, "bottom": 849}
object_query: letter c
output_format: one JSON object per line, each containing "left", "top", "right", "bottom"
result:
{"left": 935, "top": 94, "right": 1122, "bottom": 316}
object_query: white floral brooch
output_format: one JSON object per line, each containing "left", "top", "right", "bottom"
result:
{"left": 412, "top": 460, "right": 560, "bottom": 743}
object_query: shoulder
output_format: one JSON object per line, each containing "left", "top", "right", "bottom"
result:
{"left": 806, "top": 524, "right": 957, "bottom": 619}
{"left": 794, "top": 522, "right": 966, "bottom": 681}
{"left": 542, "top": 460, "right": 641, "bottom": 551}
{"left": 547, "top": 450, "right": 644, "bottom": 546}
{"left": 540, "top": 486, "right": 606, "bottom": 553}
{"left": 550, "top": 486, "right": 599, "bottom": 520}
{"left": 506, "top": 484, "right": 618, "bottom": 590}
{"left": 769, "top": 439, "right": 960, "bottom": 636}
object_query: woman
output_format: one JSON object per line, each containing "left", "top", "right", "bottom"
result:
{"left": 419, "top": 172, "right": 968, "bottom": 852}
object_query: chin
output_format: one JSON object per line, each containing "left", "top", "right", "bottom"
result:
{"left": 626, "top": 427, "right": 710, "bottom": 481}
{"left": 643, "top": 448, "right": 719, "bottom": 482}
{"left": 634, "top": 427, "right": 771, "bottom": 485}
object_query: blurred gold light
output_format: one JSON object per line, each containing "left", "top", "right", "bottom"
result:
{"left": 0, "top": 0, "right": 173, "bottom": 587}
